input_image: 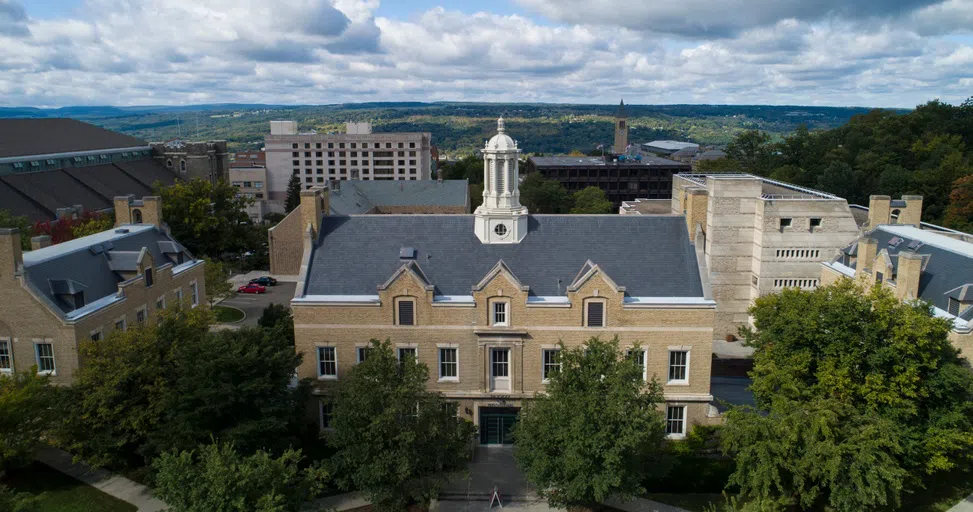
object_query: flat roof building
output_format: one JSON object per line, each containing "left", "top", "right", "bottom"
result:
{"left": 526, "top": 155, "right": 690, "bottom": 207}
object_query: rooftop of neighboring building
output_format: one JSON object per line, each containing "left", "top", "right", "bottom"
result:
{"left": 676, "top": 173, "right": 840, "bottom": 200}
{"left": 693, "top": 149, "right": 727, "bottom": 161}
{"left": 327, "top": 179, "right": 469, "bottom": 215}
{"left": 641, "top": 140, "right": 700, "bottom": 152}
{"left": 231, "top": 151, "right": 266, "bottom": 168}
{"left": 0, "top": 119, "right": 148, "bottom": 159}
{"left": 529, "top": 155, "right": 687, "bottom": 167}
{"left": 20, "top": 224, "right": 200, "bottom": 320}
{"left": 619, "top": 199, "right": 672, "bottom": 215}
{"left": 302, "top": 214, "right": 705, "bottom": 299}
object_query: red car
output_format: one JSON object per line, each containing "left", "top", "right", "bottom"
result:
{"left": 237, "top": 283, "right": 266, "bottom": 294}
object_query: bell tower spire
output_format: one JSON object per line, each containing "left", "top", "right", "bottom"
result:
{"left": 474, "top": 117, "right": 528, "bottom": 244}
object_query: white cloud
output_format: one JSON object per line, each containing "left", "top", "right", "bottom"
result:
{"left": 0, "top": 0, "right": 970, "bottom": 108}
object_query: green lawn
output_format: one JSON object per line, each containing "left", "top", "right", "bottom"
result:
{"left": 214, "top": 305, "right": 245, "bottom": 323}
{"left": 3, "top": 462, "right": 136, "bottom": 512}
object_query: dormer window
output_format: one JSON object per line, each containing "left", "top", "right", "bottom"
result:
{"left": 492, "top": 300, "right": 509, "bottom": 327}
{"left": 585, "top": 300, "right": 605, "bottom": 327}
{"left": 397, "top": 299, "right": 415, "bottom": 326}
{"left": 144, "top": 268, "right": 153, "bottom": 287}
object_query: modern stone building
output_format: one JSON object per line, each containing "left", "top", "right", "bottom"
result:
{"left": 526, "top": 155, "right": 690, "bottom": 207}
{"left": 0, "top": 196, "right": 205, "bottom": 385}
{"left": 229, "top": 151, "right": 269, "bottom": 223}
{"left": 821, "top": 196, "right": 973, "bottom": 357}
{"left": 150, "top": 139, "right": 230, "bottom": 184}
{"left": 0, "top": 119, "right": 179, "bottom": 221}
{"left": 268, "top": 179, "right": 471, "bottom": 275}
{"left": 289, "top": 119, "right": 718, "bottom": 443}
{"left": 264, "top": 121, "right": 433, "bottom": 214}
{"left": 670, "top": 173, "right": 861, "bottom": 353}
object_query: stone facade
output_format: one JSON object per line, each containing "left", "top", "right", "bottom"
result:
{"left": 229, "top": 167, "right": 270, "bottom": 222}
{"left": 0, "top": 197, "right": 205, "bottom": 385}
{"left": 151, "top": 140, "right": 230, "bottom": 183}
{"left": 268, "top": 207, "right": 304, "bottom": 276}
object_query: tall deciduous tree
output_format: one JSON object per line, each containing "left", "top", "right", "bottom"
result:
{"left": 519, "top": 172, "right": 573, "bottom": 213}
{"left": 0, "top": 371, "right": 57, "bottom": 472}
{"left": 155, "top": 178, "right": 253, "bottom": 259}
{"left": 513, "top": 336, "right": 668, "bottom": 509}
{"left": 258, "top": 304, "right": 294, "bottom": 344}
{"left": 722, "top": 281, "right": 973, "bottom": 511}
{"left": 203, "top": 258, "right": 233, "bottom": 307}
{"left": 153, "top": 441, "right": 328, "bottom": 512}
{"left": 329, "top": 339, "right": 476, "bottom": 511}
{"left": 285, "top": 174, "right": 302, "bottom": 213}
{"left": 944, "top": 175, "right": 973, "bottom": 233}
{"left": 570, "top": 186, "right": 613, "bottom": 214}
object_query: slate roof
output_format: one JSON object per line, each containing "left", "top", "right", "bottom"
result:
{"left": 21, "top": 224, "right": 195, "bottom": 317}
{"left": 845, "top": 225, "right": 973, "bottom": 314}
{"left": 327, "top": 179, "right": 469, "bottom": 215}
{"left": 0, "top": 119, "right": 147, "bottom": 158}
{"left": 304, "top": 215, "right": 704, "bottom": 297}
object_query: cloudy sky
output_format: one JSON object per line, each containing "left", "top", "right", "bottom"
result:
{"left": 3, "top": 0, "right": 973, "bottom": 108}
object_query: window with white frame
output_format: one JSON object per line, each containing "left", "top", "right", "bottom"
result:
{"left": 157, "top": 296, "right": 166, "bottom": 311}
{"left": 0, "top": 338, "right": 11, "bottom": 372}
{"left": 398, "top": 347, "right": 417, "bottom": 363}
{"left": 627, "top": 348, "right": 647, "bottom": 381}
{"left": 136, "top": 306, "right": 147, "bottom": 326}
{"left": 90, "top": 329, "right": 103, "bottom": 342}
{"left": 542, "top": 349, "right": 561, "bottom": 381}
{"left": 35, "top": 342, "right": 55, "bottom": 374}
{"left": 439, "top": 347, "right": 458, "bottom": 380}
{"left": 665, "top": 405, "right": 686, "bottom": 437}
{"left": 586, "top": 300, "right": 605, "bottom": 327}
{"left": 320, "top": 401, "right": 334, "bottom": 430}
{"left": 356, "top": 346, "right": 371, "bottom": 363}
{"left": 668, "top": 350, "right": 689, "bottom": 383}
{"left": 115, "top": 316, "right": 127, "bottom": 332}
{"left": 397, "top": 299, "right": 415, "bottom": 325}
{"left": 175, "top": 288, "right": 183, "bottom": 303}
{"left": 190, "top": 281, "right": 199, "bottom": 307}
{"left": 317, "top": 346, "right": 337, "bottom": 378}
{"left": 492, "top": 300, "right": 508, "bottom": 326}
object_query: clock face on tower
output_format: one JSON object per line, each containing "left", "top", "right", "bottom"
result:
{"left": 494, "top": 223, "right": 509, "bottom": 238}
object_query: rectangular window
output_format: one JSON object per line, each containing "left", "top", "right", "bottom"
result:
{"left": 779, "top": 218, "right": 792, "bottom": 229}
{"left": 665, "top": 405, "right": 686, "bottom": 437}
{"left": 398, "top": 347, "right": 417, "bottom": 362}
{"left": 320, "top": 401, "right": 333, "bottom": 430}
{"left": 90, "top": 329, "right": 102, "bottom": 342}
{"left": 875, "top": 271, "right": 884, "bottom": 284}
{"left": 35, "top": 343, "right": 55, "bottom": 374}
{"left": 627, "top": 349, "right": 647, "bottom": 381}
{"left": 317, "top": 346, "right": 337, "bottom": 378}
{"left": 668, "top": 350, "right": 688, "bottom": 383}
{"left": 948, "top": 297, "right": 961, "bottom": 316}
{"left": 157, "top": 297, "right": 166, "bottom": 310}
{"left": 136, "top": 307, "right": 147, "bottom": 325}
{"left": 491, "top": 348, "right": 509, "bottom": 377}
{"left": 586, "top": 302, "right": 604, "bottom": 327}
{"left": 439, "top": 348, "right": 458, "bottom": 380}
{"left": 0, "top": 339, "right": 11, "bottom": 372}
{"left": 397, "top": 299, "right": 415, "bottom": 325}
{"left": 542, "top": 349, "right": 561, "bottom": 381}
{"left": 115, "top": 317, "right": 126, "bottom": 332}
{"left": 493, "top": 301, "right": 508, "bottom": 326}
{"left": 175, "top": 288, "right": 183, "bottom": 303}
{"left": 810, "top": 218, "right": 822, "bottom": 228}
{"left": 356, "top": 346, "right": 370, "bottom": 363}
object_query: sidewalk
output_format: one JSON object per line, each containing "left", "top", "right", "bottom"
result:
{"left": 604, "top": 496, "right": 691, "bottom": 512}
{"left": 35, "top": 447, "right": 167, "bottom": 512}
{"left": 306, "top": 491, "right": 370, "bottom": 511}
{"left": 950, "top": 493, "right": 973, "bottom": 511}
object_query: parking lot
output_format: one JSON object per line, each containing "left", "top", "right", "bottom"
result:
{"left": 217, "top": 281, "right": 296, "bottom": 326}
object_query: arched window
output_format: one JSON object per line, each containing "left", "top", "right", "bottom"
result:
{"left": 891, "top": 209, "right": 900, "bottom": 224}
{"left": 180, "top": 160, "right": 187, "bottom": 172}
{"left": 132, "top": 209, "right": 143, "bottom": 224}
{"left": 166, "top": 159, "right": 173, "bottom": 168}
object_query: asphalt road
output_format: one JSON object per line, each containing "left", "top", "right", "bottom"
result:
{"left": 217, "top": 282, "right": 297, "bottom": 326}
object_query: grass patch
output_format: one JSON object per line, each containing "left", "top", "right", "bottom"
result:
{"left": 646, "top": 493, "right": 725, "bottom": 512}
{"left": 214, "top": 305, "right": 245, "bottom": 323}
{"left": 3, "top": 462, "right": 136, "bottom": 512}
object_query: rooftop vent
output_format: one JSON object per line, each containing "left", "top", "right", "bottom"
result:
{"left": 399, "top": 247, "right": 416, "bottom": 259}
{"left": 888, "top": 237, "right": 904, "bottom": 247}
{"left": 115, "top": 228, "right": 130, "bottom": 234}
{"left": 907, "top": 240, "right": 924, "bottom": 251}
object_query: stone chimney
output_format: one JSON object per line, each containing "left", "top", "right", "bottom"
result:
{"left": 867, "top": 195, "right": 891, "bottom": 230}
{"left": 895, "top": 251, "right": 923, "bottom": 300}
{"left": 114, "top": 195, "right": 133, "bottom": 226}
{"left": 0, "top": 228, "right": 24, "bottom": 281}
{"left": 858, "top": 237, "right": 878, "bottom": 274}
{"left": 300, "top": 188, "right": 325, "bottom": 238}
{"left": 898, "top": 196, "right": 923, "bottom": 227}
{"left": 141, "top": 196, "right": 164, "bottom": 228}
{"left": 31, "top": 235, "right": 51, "bottom": 251}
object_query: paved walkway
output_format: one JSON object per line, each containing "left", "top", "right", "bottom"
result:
{"left": 604, "top": 496, "right": 691, "bottom": 512}
{"left": 950, "top": 493, "right": 973, "bottom": 511}
{"left": 306, "top": 491, "right": 370, "bottom": 511}
{"left": 35, "top": 447, "right": 167, "bottom": 512}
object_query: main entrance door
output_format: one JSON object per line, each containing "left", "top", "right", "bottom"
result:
{"left": 479, "top": 407, "right": 519, "bottom": 445}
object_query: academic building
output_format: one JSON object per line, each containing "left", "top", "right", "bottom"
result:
{"left": 0, "top": 196, "right": 204, "bottom": 385}
{"left": 290, "top": 119, "right": 718, "bottom": 444}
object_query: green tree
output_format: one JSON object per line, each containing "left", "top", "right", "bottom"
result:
{"left": 153, "top": 441, "right": 328, "bottom": 512}
{"left": 721, "top": 281, "right": 973, "bottom": 510}
{"left": 203, "top": 258, "right": 233, "bottom": 307}
{"left": 285, "top": 174, "right": 302, "bottom": 213}
{"left": 258, "top": 304, "right": 294, "bottom": 344}
{"left": 513, "top": 336, "right": 668, "bottom": 509}
{"left": 0, "top": 210, "right": 31, "bottom": 251}
{"left": 519, "top": 172, "right": 573, "bottom": 213}
{"left": 0, "top": 486, "right": 36, "bottom": 512}
{"left": 570, "top": 186, "right": 613, "bottom": 214}
{"left": 70, "top": 212, "right": 114, "bottom": 239}
{"left": 725, "top": 130, "right": 774, "bottom": 175}
{"left": 469, "top": 183, "right": 484, "bottom": 210}
{"left": 155, "top": 178, "right": 253, "bottom": 259}
{"left": 944, "top": 175, "right": 973, "bottom": 232}
{"left": 0, "top": 371, "right": 57, "bottom": 472}
{"left": 329, "top": 339, "right": 476, "bottom": 511}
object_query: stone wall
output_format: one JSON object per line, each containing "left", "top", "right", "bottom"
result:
{"left": 268, "top": 207, "right": 304, "bottom": 275}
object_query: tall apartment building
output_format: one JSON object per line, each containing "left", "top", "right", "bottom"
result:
{"left": 288, "top": 119, "right": 718, "bottom": 443}
{"left": 670, "top": 173, "right": 861, "bottom": 354}
{"left": 0, "top": 196, "right": 205, "bottom": 385}
{"left": 264, "top": 121, "right": 432, "bottom": 213}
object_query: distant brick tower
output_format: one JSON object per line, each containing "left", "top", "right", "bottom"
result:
{"left": 613, "top": 99, "right": 628, "bottom": 154}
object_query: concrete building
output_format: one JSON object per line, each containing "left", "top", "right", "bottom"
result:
{"left": 264, "top": 121, "right": 433, "bottom": 214}
{"left": 229, "top": 150, "right": 270, "bottom": 223}
{"left": 641, "top": 140, "right": 700, "bottom": 157}
{"left": 150, "top": 139, "right": 229, "bottom": 184}
{"left": 288, "top": 119, "right": 718, "bottom": 443}
{"left": 526, "top": 155, "right": 690, "bottom": 207}
{"left": 268, "top": 179, "right": 470, "bottom": 275}
{"left": 0, "top": 196, "right": 205, "bottom": 385}
{"left": 0, "top": 119, "right": 179, "bottom": 221}
{"left": 821, "top": 206, "right": 973, "bottom": 357}
{"left": 671, "top": 173, "right": 861, "bottom": 354}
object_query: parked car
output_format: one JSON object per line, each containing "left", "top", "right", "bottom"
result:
{"left": 249, "top": 276, "right": 278, "bottom": 286}
{"left": 237, "top": 283, "right": 267, "bottom": 294}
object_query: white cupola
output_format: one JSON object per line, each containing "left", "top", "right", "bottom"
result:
{"left": 474, "top": 117, "right": 528, "bottom": 244}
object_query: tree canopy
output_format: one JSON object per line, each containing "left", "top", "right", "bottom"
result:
{"left": 721, "top": 281, "right": 973, "bottom": 511}
{"left": 285, "top": 174, "right": 302, "bottom": 213}
{"left": 155, "top": 178, "right": 254, "bottom": 259}
{"left": 0, "top": 371, "right": 57, "bottom": 473}
{"left": 513, "top": 336, "right": 669, "bottom": 509}
{"left": 328, "top": 339, "right": 476, "bottom": 511}
{"left": 519, "top": 172, "right": 573, "bottom": 213}
{"left": 203, "top": 258, "right": 233, "bottom": 307}
{"left": 570, "top": 186, "right": 614, "bottom": 214}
